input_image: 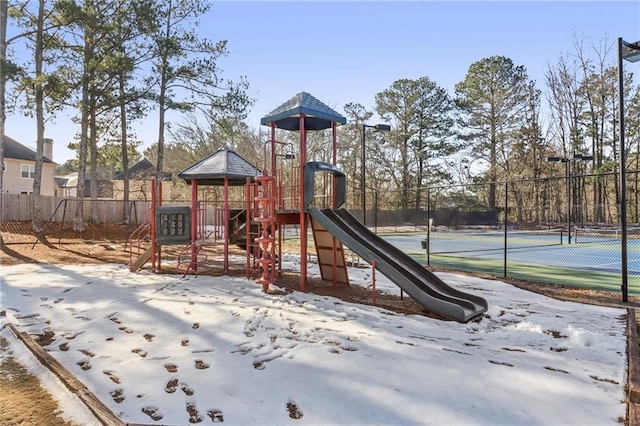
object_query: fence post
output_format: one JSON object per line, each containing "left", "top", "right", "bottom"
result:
{"left": 427, "top": 187, "right": 431, "bottom": 266}
{"left": 371, "top": 260, "right": 377, "bottom": 306}
{"left": 504, "top": 181, "right": 508, "bottom": 277}
{"left": 374, "top": 189, "right": 379, "bottom": 234}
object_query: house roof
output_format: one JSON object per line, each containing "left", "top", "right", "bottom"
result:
{"left": 3, "top": 135, "right": 54, "bottom": 163}
{"left": 260, "top": 92, "right": 347, "bottom": 131}
{"left": 113, "top": 158, "right": 154, "bottom": 180}
{"left": 113, "top": 158, "right": 171, "bottom": 181}
{"left": 54, "top": 175, "right": 77, "bottom": 188}
{"left": 178, "top": 148, "right": 261, "bottom": 186}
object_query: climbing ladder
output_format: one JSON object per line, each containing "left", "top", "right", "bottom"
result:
{"left": 254, "top": 172, "right": 276, "bottom": 291}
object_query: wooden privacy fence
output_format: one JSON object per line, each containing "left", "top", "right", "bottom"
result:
{"left": 1, "top": 194, "right": 242, "bottom": 227}
{"left": 1, "top": 194, "right": 151, "bottom": 224}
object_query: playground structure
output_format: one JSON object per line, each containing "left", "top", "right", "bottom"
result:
{"left": 128, "top": 92, "right": 351, "bottom": 286}
{"left": 128, "top": 92, "right": 487, "bottom": 322}
{"left": 128, "top": 149, "right": 262, "bottom": 275}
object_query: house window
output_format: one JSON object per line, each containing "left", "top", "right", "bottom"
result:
{"left": 21, "top": 164, "right": 35, "bottom": 179}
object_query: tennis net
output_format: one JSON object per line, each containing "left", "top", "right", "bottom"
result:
{"left": 425, "top": 228, "right": 564, "bottom": 255}
{"left": 574, "top": 226, "right": 640, "bottom": 244}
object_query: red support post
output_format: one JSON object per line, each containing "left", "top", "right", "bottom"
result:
{"left": 191, "top": 180, "right": 198, "bottom": 273}
{"left": 150, "top": 179, "right": 156, "bottom": 272}
{"left": 371, "top": 260, "right": 377, "bottom": 306}
{"left": 245, "top": 177, "right": 251, "bottom": 279}
{"left": 157, "top": 181, "right": 163, "bottom": 271}
{"left": 271, "top": 125, "right": 277, "bottom": 191}
{"left": 299, "top": 115, "right": 307, "bottom": 292}
{"left": 331, "top": 121, "right": 338, "bottom": 286}
{"left": 224, "top": 177, "right": 229, "bottom": 274}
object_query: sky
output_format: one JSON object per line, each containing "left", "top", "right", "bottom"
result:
{"left": 1, "top": 254, "right": 628, "bottom": 425}
{"left": 4, "top": 1, "right": 640, "bottom": 166}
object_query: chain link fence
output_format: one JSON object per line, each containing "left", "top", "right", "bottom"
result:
{"left": 345, "top": 171, "right": 639, "bottom": 301}
{"left": 4, "top": 171, "right": 638, "bottom": 300}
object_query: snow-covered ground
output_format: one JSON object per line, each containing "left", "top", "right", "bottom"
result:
{"left": 0, "top": 255, "right": 628, "bottom": 425}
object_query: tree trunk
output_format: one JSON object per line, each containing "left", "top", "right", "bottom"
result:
{"left": 119, "top": 68, "right": 129, "bottom": 223}
{"left": 75, "top": 28, "right": 92, "bottom": 232}
{"left": 155, "top": 2, "right": 173, "bottom": 200}
{"left": 89, "top": 93, "right": 98, "bottom": 222}
{"left": 32, "top": 0, "right": 45, "bottom": 233}
{"left": 0, "top": 1, "right": 8, "bottom": 227}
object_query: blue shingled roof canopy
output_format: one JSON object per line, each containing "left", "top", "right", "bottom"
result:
{"left": 260, "top": 92, "right": 347, "bottom": 131}
{"left": 178, "top": 148, "right": 261, "bottom": 186}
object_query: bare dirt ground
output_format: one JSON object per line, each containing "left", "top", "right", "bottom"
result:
{"left": 0, "top": 336, "right": 77, "bottom": 426}
{"left": 1, "top": 221, "right": 640, "bottom": 424}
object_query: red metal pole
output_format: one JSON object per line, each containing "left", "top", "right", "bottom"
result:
{"left": 278, "top": 220, "right": 283, "bottom": 277}
{"left": 150, "top": 179, "right": 156, "bottom": 272}
{"left": 332, "top": 121, "right": 338, "bottom": 286}
{"left": 224, "top": 177, "right": 229, "bottom": 274}
{"left": 271, "top": 123, "right": 282, "bottom": 277}
{"left": 245, "top": 177, "right": 251, "bottom": 279}
{"left": 271, "top": 124, "right": 277, "bottom": 191}
{"left": 371, "top": 260, "right": 377, "bottom": 305}
{"left": 157, "top": 181, "right": 163, "bottom": 271}
{"left": 299, "top": 115, "right": 307, "bottom": 291}
{"left": 191, "top": 179, "right": 198, "bottom": 273}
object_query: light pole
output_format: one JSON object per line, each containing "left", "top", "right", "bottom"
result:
{"left": 547, "top": 156, "right": 570, "bottom": 242}
{"left": 618, "top": 37, "right": 640, "bottom": 302}
{"left": 572, "top": 153, "right": 594, "bottom": 228}
{"left": 547, "top": 153, "right": 593, "bottom": 244}
{"left": 361, "top": 123, "right": 390, "bottom": 227}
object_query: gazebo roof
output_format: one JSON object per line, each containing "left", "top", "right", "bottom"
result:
{"left": 260, "top": 92, "right": 347, "bottom": 131}
{"left": 177, "top": 148, "right": 261, "bottom": 186}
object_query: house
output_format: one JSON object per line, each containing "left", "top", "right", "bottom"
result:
{"left": 54, "top": 174, "right": 77, "bottom": 197}
{"left": 2, "top": 135, "right": 56, "bottom": 196}
{"left": 55, "top": 170, "right": 115, "bottom": 198}
{"left": 112, "top": 158, "right": 174, "bottom": 201}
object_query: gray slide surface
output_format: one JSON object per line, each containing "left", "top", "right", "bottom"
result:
{"left": 309, "top": 207, "right": 488, "bottom": 322}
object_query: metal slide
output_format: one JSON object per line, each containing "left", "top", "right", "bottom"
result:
{"left": 308, "top": 207, "right": 488, "bottom": 322}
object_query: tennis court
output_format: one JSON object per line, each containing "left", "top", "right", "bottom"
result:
{"left": 380, "top": 228, "right": 640, "bottom": 296}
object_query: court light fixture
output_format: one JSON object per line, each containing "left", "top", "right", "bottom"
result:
{"left": 361, "top": 123, "right": 391, "bottom": 227}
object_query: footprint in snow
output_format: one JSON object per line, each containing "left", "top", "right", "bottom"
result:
{"left": 103, "top": 370, "right": 122, "bottom": 384}
{"left": 76, "top": 360, "right": 91, "bottom": 371}
{"left": 165, "top": 378, "right": 179, "bottom": 394}
{"left": 207, "top": 409, "right": 224, "bottom": 423}
{"left": 287, "top": 399, "right": 303, "bottom": 419}
{"left": 186, "top": 402, "right": 203, "bottom": 424}
{"left": 110, "top": 388, "right": 125, "bottom": 403}
{"left": 194, "top": 360, "right": 209, "bottom": 369}
{"left": 131, "top": 348, "right": 148, "bottom": 358}
{"left": 142, "top": 406, "right": 163, "bottom": 421}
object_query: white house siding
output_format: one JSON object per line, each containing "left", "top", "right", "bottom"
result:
{"left": 4, "top": 158, "right": 56, "bottom": 196}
